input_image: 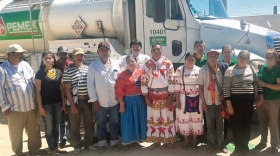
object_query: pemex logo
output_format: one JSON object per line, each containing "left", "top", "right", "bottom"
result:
{"left": 0, "top": 17, "right": 6, "bottom": 36}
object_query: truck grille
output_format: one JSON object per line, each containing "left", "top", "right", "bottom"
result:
{"left": 274, "top": 36, "right": 280, "bottom": 52}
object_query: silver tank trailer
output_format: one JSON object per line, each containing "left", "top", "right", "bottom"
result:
{"left": 0, "top": 0, "right": 124, "bottom": 53}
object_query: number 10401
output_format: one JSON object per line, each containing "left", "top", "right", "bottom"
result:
{"left": 150, "top": 29, "right": 166, "bottom": 35}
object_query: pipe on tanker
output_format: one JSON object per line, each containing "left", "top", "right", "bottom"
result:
{"left": 128, "top": 0, "right": 136, "bottom": 41}
{"left": 273, "top": 4, "right": 277, "bottom": 14}
{"left": 222, "top": 0, "right": 228, "bottom": 11}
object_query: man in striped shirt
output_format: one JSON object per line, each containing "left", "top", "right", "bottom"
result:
{"left": 0, "top": 44, "right": 47, "bottom": 156}
{"left": 63, "top": 48, "right": 95, "bottom": 154}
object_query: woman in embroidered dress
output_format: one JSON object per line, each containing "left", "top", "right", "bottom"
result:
{"left": 34, "top": 51, "right": 66, "bottom": 156}
{"left": 141, "top": 43, "right": 175, "bottom": 150}
{"left": 174, "top": 52, "right": 202, "bottom": 150}
{"left": 115, "top": 54, "right": 147, "bottom": 152}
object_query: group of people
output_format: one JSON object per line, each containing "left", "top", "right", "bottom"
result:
{"left": 0, "top": 39, "right": 280, "bottom": 156}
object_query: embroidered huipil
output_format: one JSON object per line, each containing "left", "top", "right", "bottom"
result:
{"left": 115, "top": 70, "right": 142, "bottom": 98}
{"left": 141, "top": 57, "right": 174, "bottom": 94}
{"left": 141, "top": 56, "right": 176, "bottom": 143}
{"left": 174, "top": 65, "right": 203, "bottom": 136}
{"left": 0, "top": 61, "right": 36, "bottom": 112}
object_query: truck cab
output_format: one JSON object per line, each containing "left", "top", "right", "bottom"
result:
{"left": 138, "top": 0, "right": 280, "bottom": 67}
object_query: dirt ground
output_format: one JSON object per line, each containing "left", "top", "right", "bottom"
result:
{"left": 0, "top": 110, "right": 275, "bottom": 156}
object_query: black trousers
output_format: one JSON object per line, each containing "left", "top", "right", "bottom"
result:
{"left": 230, "top": 101, "right": 254, "bottom": 153}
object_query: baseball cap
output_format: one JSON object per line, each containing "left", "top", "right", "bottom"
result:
{"left": 72, "top": 48, "right": 84, "bottom": 55}
{"left": 98, "top": 42, "right": 110, "bottom": 50}
{"left": 57, "top": 46, "right": 68, "bottom": 54}
{"left": 7, "top": 44, "right": 26, "bottom": 53}
{"left": 207, "top": 49, "right": 220, "bottom": 55}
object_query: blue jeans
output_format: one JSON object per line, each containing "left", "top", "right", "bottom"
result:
{"left": 42, "top": 103, "right": 62, "bottom": 151}
{"left": 96, "top": 104, "right": 119, "bottom": 147}
{"left": 59, "top": 111, "right": 68, "bottom": 143}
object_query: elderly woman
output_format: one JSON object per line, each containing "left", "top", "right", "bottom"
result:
{"left": 141, "top": 43, "right": 175, "bottom": 150}
{"left": 255, "top": 49, "right": 280, "bottom": 154}
{"left": 223, "top": 50, "right": 263, "bottom": 155}
{"left": 174, "top": 52, "right": 202, "bottom": 150}
{"left": 115, "top": 54, "right": 147, "bottom": 152}
{"left": 221, "top": 45, "right": 237, "bottom": 67}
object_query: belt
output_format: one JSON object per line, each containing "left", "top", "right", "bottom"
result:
{"left": 149, "top": 87, "right": 168, "bottom": 92}
{"left": 125, "top": 93, "right": 142, "bottom": 97}
{"left": 78, "top": 95, "right": 89, "bottom": 99}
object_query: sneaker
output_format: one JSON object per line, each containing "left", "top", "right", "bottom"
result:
{"left": 222, "top": 147, "right": 228, "bottom": 153}
{"left": 29, "top": 149, "right": 48, "bottom": 155}
{"left": 85, "top": 145, "right": 97, "bottom": 151}
{"left": 254, "top": 143, "right": 266, "bottom": 150}
{"left": 73, "top": 148, "right": 81, "bottom": 155}
{"left": 271, "top": 146, "right": 279, "bottom": 154}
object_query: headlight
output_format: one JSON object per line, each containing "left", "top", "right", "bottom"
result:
{"left": 266, "top": 31, "right": 280, "bottom": 52}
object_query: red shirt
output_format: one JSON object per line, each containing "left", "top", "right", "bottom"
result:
{"left": 54, "top": 60, "right": 72, "bottom": 72}
{"left": 115, "top": 70, "right": 142, "bottom": 98}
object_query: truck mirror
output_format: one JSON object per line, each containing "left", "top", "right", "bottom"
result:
{"left": 240, "top": 19, "right": 248, "bottom": 30}
{"left": 172, "top": 40, "right": 182, "bottom": 56}
{"left": 153, "top": 0, "right": 166, "bottom": 23}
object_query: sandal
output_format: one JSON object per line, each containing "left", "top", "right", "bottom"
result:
{"left": 166, "top": 143, "right": 175, "bottom": 149}
{"left": 192, "top": 144, "right": 198, "bottom": 150}
{"left": 133, "top": 142, "right": 143, "bottom": 148}
{"left": 29, "top": 149, "right": 48, "bottom": 155}
{"left": 182, "top": 145, "right": 188, "bottom": 150}
{"left": 112, "top": 145, "right": 120, "bottom": 151}
{"left": 120, "top": 145, "right": 130, "bottom": 152}
{"left": 192, "top": 141, "right": 198, "bottom": 150}
{"left": 97, "top": 146, "right": 106, "bottom": 153}
{"left": 149, "top": 143, "right": 160, "bottom": 150}
{"left": 50, "top": 151, "right": 56, "bottom": 156}
{"left": 206, "top": 146, "right": 214, "bottom": 153}
{"left": 55, "top": 148, "right": 67, "bottom": 153}
{"left": 181, "top": 141, "right": 189, "bottom": 150}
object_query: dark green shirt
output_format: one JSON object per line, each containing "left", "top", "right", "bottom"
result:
{"left": 258, "top": 64, "right": 280, "bottom": 100}
{"left": 195, "top": 53, "right": 207, "bottom": 67}
{"left": 223, "top": 59, "right": 237, "bottom": 67}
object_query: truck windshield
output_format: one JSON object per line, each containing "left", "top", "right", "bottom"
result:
{"left": 187, "top": 0, "right": 228, "bottom": 19}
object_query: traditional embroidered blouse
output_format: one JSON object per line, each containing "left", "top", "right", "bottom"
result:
{"left": 174, "top": 65, "right": 200, "bottom": 97}
{"left": 115, "top": 70, "right": 142, "bottom": 98}
{"left": 141, "top": 56, "right": 174, "bottom": 94}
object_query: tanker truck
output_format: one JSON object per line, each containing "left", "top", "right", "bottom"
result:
{"left": 0, "top": 0, "right": 280, "bottom": 71}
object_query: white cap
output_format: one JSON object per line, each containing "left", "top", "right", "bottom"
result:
{"left": 7, "top": 44, "right": 26, "bottom": 53}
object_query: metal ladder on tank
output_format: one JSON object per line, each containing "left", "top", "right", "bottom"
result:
{"left": 28, "top": 0, "right": 52, "bottom": 53}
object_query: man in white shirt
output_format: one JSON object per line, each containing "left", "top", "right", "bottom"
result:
{"left": 87, "top": 42, "right": 120, "bottom": 153}
{"left": 119, "top": 39, "right": 150, "bottom": 70}
{"left": 0, "top": 44, "right": 47, "bottom": 156}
